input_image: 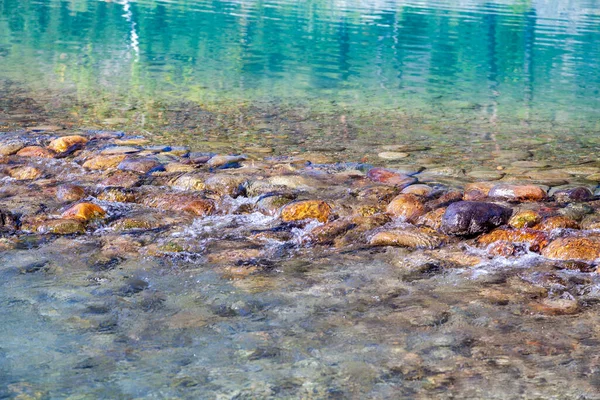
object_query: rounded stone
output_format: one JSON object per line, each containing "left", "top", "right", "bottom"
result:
{"left": 56, "top": 184, "right": 86, "bottom": 202}
{"left": 441, "top": 201, "right": 512, "bottom": 236}
{"left": 386, "top": 194, "right": 426, "bottom": 222}
{"left": 16, "top": 146, "right": 55, "bottom": 158}
{"left": 82, "top": 155, "right": 126, "bottom": 170}
{"left": 366, "top": 168, "right": 416, "bottom": 188}
{"left": 378, "top": 151, "right": 409, "bottom": 160}
{"left": 61, "top": 203, "right": 106, "bottom": 222}
{"left": 488, "top": 184, "right": 546, "bottom": 202}
{"left": 281, "top": 200, "right": 331, "bottom": 223}
{"left": 541, "top": 237, "right": 600, "bottom": 262}
{"left": 8, "top": 166, "right": 41, "bottom": 180}
{"left": 47, "top": 135, "right": 88, "bottom": 153}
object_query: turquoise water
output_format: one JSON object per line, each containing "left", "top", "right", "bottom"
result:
{"left": 1, "top": 0, "right": 600, "bottom": 122}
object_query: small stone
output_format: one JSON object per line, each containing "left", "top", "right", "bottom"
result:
{"left": 366, "top": 168, "right": 416, "bottom": 188}
{"left": 101, "top": 146, "right": 141, "bottom": 155}
{"left": 281, "top": 200, "right": 331, "bottom": 223}
{"left": 553, "top": 187, "right": 594, "bottom": 203}
{"left": 441, "top": 201, "right": 512, "bottom": 236}
{"left": 416, "top": 207, "right": 446, "bottom": 230}
{"left": 47, "top": 135, "right": 88, "bottom": 153}
{"left": 508, "top": 210, "right": 541, "bottom": 229}
{"left": 61, "top": 203, "right": 106, "bottom": 222}
{"left": 0, "top": 140, "right": 25, "bottom": 155}
{"left": 205, "top": 175, "right": 247, "bottom": 196}
{"left": 100, "top": 171, "right": 140, "bottom": 188}
{"left": 8, "top": 166, "right": 41, "bottom": 180}
{"left": 56, "top": 184, "right": 86, "bottom": 202}
{"left": 401, "top": 184, "right": 433, "bottom": 196}
{"left": 511, "top": 161, "right": 549, "bottom": 168}
{"left": 170, "top": 174, "right": 206, "bottom": 191}
{"left": 16, "top": 146, "right": 55, "bottom": 158}
{"left": 464, "top": 182, "right": 496, "bottom": 201}
{"left": 82, "top": 154, "right": 127, "bottom": 170}
{"left": 207, "top": 154, "right": 247, "bottom": 168}
{"left": 467, "top": 170, "right": 504, "bottom": 180}
{"left": 386, "top": 194, "right": 426, "bottom": 222}
{"left": 118, "top": 158, "right": 162, "bottom": 173}
{"left": 180, "top": 199, "right": 216, "bottom": 216}
{"left": 541, "top": 237, "right": 600, "bottom": 262}
{"left": 534, "top": 216, "right": 579, "bottom": 231}
{"left": 562, "top": 166, "right": 600, "bottom": 175}
{"left": 310, "top": 219, "right": 356, "bottom": 244}
{"left": 37, "top": 219, "right": 85, "bottom": 234}
{"left": 97, "top": 188, "right": 136, "bottom": 203}
{"left": 164, "top": 162, "right": 196, "bottom": 173}
{"left": 488, "top": 184, "right": 546, "bottom": 202}
{"left": 378, "top": 151, "right": 409, "bottom": 160}
{"left": 369, "top": 227, "right": 446, "bottom": 249}
{"left": 477, "top": 228, "right": 549, "bottom": 252}
{"left": 581, "top": 214, "right": 600, "bottom": 230}
{"left": 530, "top": 298, "right": 580, "bottom": 315}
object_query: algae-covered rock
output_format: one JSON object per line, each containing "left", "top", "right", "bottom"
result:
{"left": 508, "top": 210, "right": 541, "bottom": 229}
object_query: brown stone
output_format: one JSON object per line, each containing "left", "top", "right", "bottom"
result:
{"left": 534, "top": 216, "right": 579, "bottom": 231}
{"left": 416, "top": 207, "right": 446, "bottom": 230}
{"left": 8, "top": 166, "right": 41, "bottom": 180}
{"left": 281, "top": 200, "right": 331, "bottom": 223}
{"left": 386, "top": 194, "right": 426, "bottom": 222}
{"left": 47, "top": 135, "right": 88, "bottom": 153}
{"left": 37, "top": 219, "right": 85, "bottom": 235}
{"left": 366, "top": 168, "right": 416, "bottom": 188}
{"left": 488, "top": 184, "right": 547, "bottom": 202}
{"left": 529, "top": 298, "right": 580, "bottom": 315}
{"left": 56, "top": 184, "right": 86, "bottom": 202}
{"left": 477, "top": 228, "right": 549, "bottom": 252}
{"left": 541, "top": 237, "right": 600, "bottom": 262}
{"left": 82, "top": 154, "right": 126, "bottom": 170}
{"left": 310, "top": 219, "right": 356, "bottom": 244}
{"left": 464, "top": 182, "right": 496, "bottom": 201}
{"left": 99, "top": 171, "right": 140, "bottom": 188}
{"left": 118, "top": 158, "right": 162, "bottom": 173}
{"left": 16, "top": 146, "right": 55, "bottom": 158}
{"left": 61, "top": 203, "right": 106, "bottom": 222}
{"left": 369, "top": 227, "right": 446, "bottom": 249}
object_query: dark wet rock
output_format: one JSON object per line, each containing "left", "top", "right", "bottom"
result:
{"left": 553, "top": 186, "right": 594, "bottom": 203}
{"left": 119, "top": 277, "right": 149, "bottom": 296}
{"left": 281, "top": 200, "right": 331, "bottom": 223}
{"left": 441, "top": 201, "right": 512, "bottom": 236}
{"left": 18, "top": 260, "right": 49, "bottom": 274}
{"left": 366, "top": 167, "right": 416, "bottom": 188}
{"left": 118, "top": 158, "right": 162, "bottom": 174}
{"left": 0, "top": 209, "right": 18, "bottom": 231}
{"left": 386, "top": 194, "right": 426, "bottom": 222}
{"left": 558, "top": 203, "right": 593, "bottom": 221}
{"left": 488, "top": 184, "right": 547, "bottom": 202}
{"left": 56, "top": 184, "right": 86, "bottom": 202}
{"left": 370, "top": 227, "right": 447, "bottom": 249}
{"left": 542, "top": 237, "right": 600, "bottom": 262}
{"left": 16, "top": 145, "right": 55, "bottom": 158}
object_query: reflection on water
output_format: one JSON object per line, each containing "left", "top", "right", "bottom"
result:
{"left": 1, "top": 0, "right": 600, "bottom": 121}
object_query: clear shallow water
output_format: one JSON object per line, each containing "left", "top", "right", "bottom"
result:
{"left": 3, "top": 1, "right": 600, "bottom": 399}
{"left": 1, "top": 0, "right": 600, "bottom": 122}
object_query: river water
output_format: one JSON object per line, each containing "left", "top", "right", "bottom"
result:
{"left": 1, "top": 1, "right": 600, "bottom": 399}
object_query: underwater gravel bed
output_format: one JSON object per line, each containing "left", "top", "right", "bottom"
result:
{"left": 1, "top": 127, "right": 600, "bottom": 398}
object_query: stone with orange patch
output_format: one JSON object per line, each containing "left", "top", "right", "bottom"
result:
{"left": 541, "top": 237, "right": 600, "bottom": 262}
{"left": 281, "top": 200, "right": 331, "bottom": 223}
{"left": 386, "top": 193, "right": 426, "bottom": 222}
{"left": 16, "top": 146, "right": 55, "bottom": 158}
{"left": 47, "top": 135, "right": 88, "bottom": 153}
{"left": 477, "top": 228, "right": 549, "bottom": 252}
{"left": 62, "top": 203, "right": 106, "bottom": 222}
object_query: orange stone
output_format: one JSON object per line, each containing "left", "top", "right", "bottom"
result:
{"left": 508, "top": 210, "right": 541, "bottom": 229}
{"left": 386, "top": 193, "right": 426, "bottom": 222}
{"left": 62, "top": 203, "right": 106, "bottom": 221}
{"left": 281, "top": 200, "right": 331, "bottom": 223}
{"left": 534, "top": 216, "right": 579, "bottom": 231}
{"left": 488, "top": 184, "right": 547, "bottom": 202}
{"left": 47, "top": 135, "right": 88, "bottom": 153}
{"left": 82, "top": 154, "right": 127, "bottom": 170}
{"left": 477, "top": 228, "right": 549, "bottom": 252}
{"left": 16, "top": 146, "right": 55, "bottom": 158}
{"left": 180, "top": 199, "right": 216, "bottom": 216}
{"left": 542, "top": 237, "right": 600, "bottom": 262}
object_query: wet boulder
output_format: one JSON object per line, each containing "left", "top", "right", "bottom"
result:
{"left": 16, "top": 146, "right": 55, "bottom": 158}
{"left": 463, "top": 182, "right": 496, "bottom": 201}
{"left": 488, "top": 184, "right": 547, "bottom": 202}
{"left": 0, "top": 140, "right": 25, "bottom": 155}
{"left": 281, "top": 200, "right": 331, "bottom": 223}
{"left": 369, "top": 227, "right": 447, "bottom": 249}
{"left": 541, "top": 237, "right": 600, "bottom": 262}
{"left": 386, "top": 193, "right": 426, "bottom": 222}
{"left": 62, "top": 203, "right": 106, "bottom": 222}
{"left": 118, "top": 157, "right": 162, "bottom": 174}
{"left": 47, "top": 135, "right": 88, "bottom": 153}
{"left": 508, "top": 210, "right": 541, "bottom": 229}
{"left": 8, "top": 166, "right": 42, "bottom": 180}
{"left": 82, "top": 154, "right": 126, "bottom": 170}
{"left": 477, "top": 228, "right": 549, "bottom": 252}
{"left": 56, "top": 184, "right": 86, "bottom": 202}
{"left": 309, "top": 218, "right": 356, "bottom": 244}
{"left": 534, "top": 216, "right": 579, "bottom": 231}
{"left": 552, "top": 186, "right": 594, "bottom": 203}
{"left": 441, "top": 201, "right": 512, "bottom": 236}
